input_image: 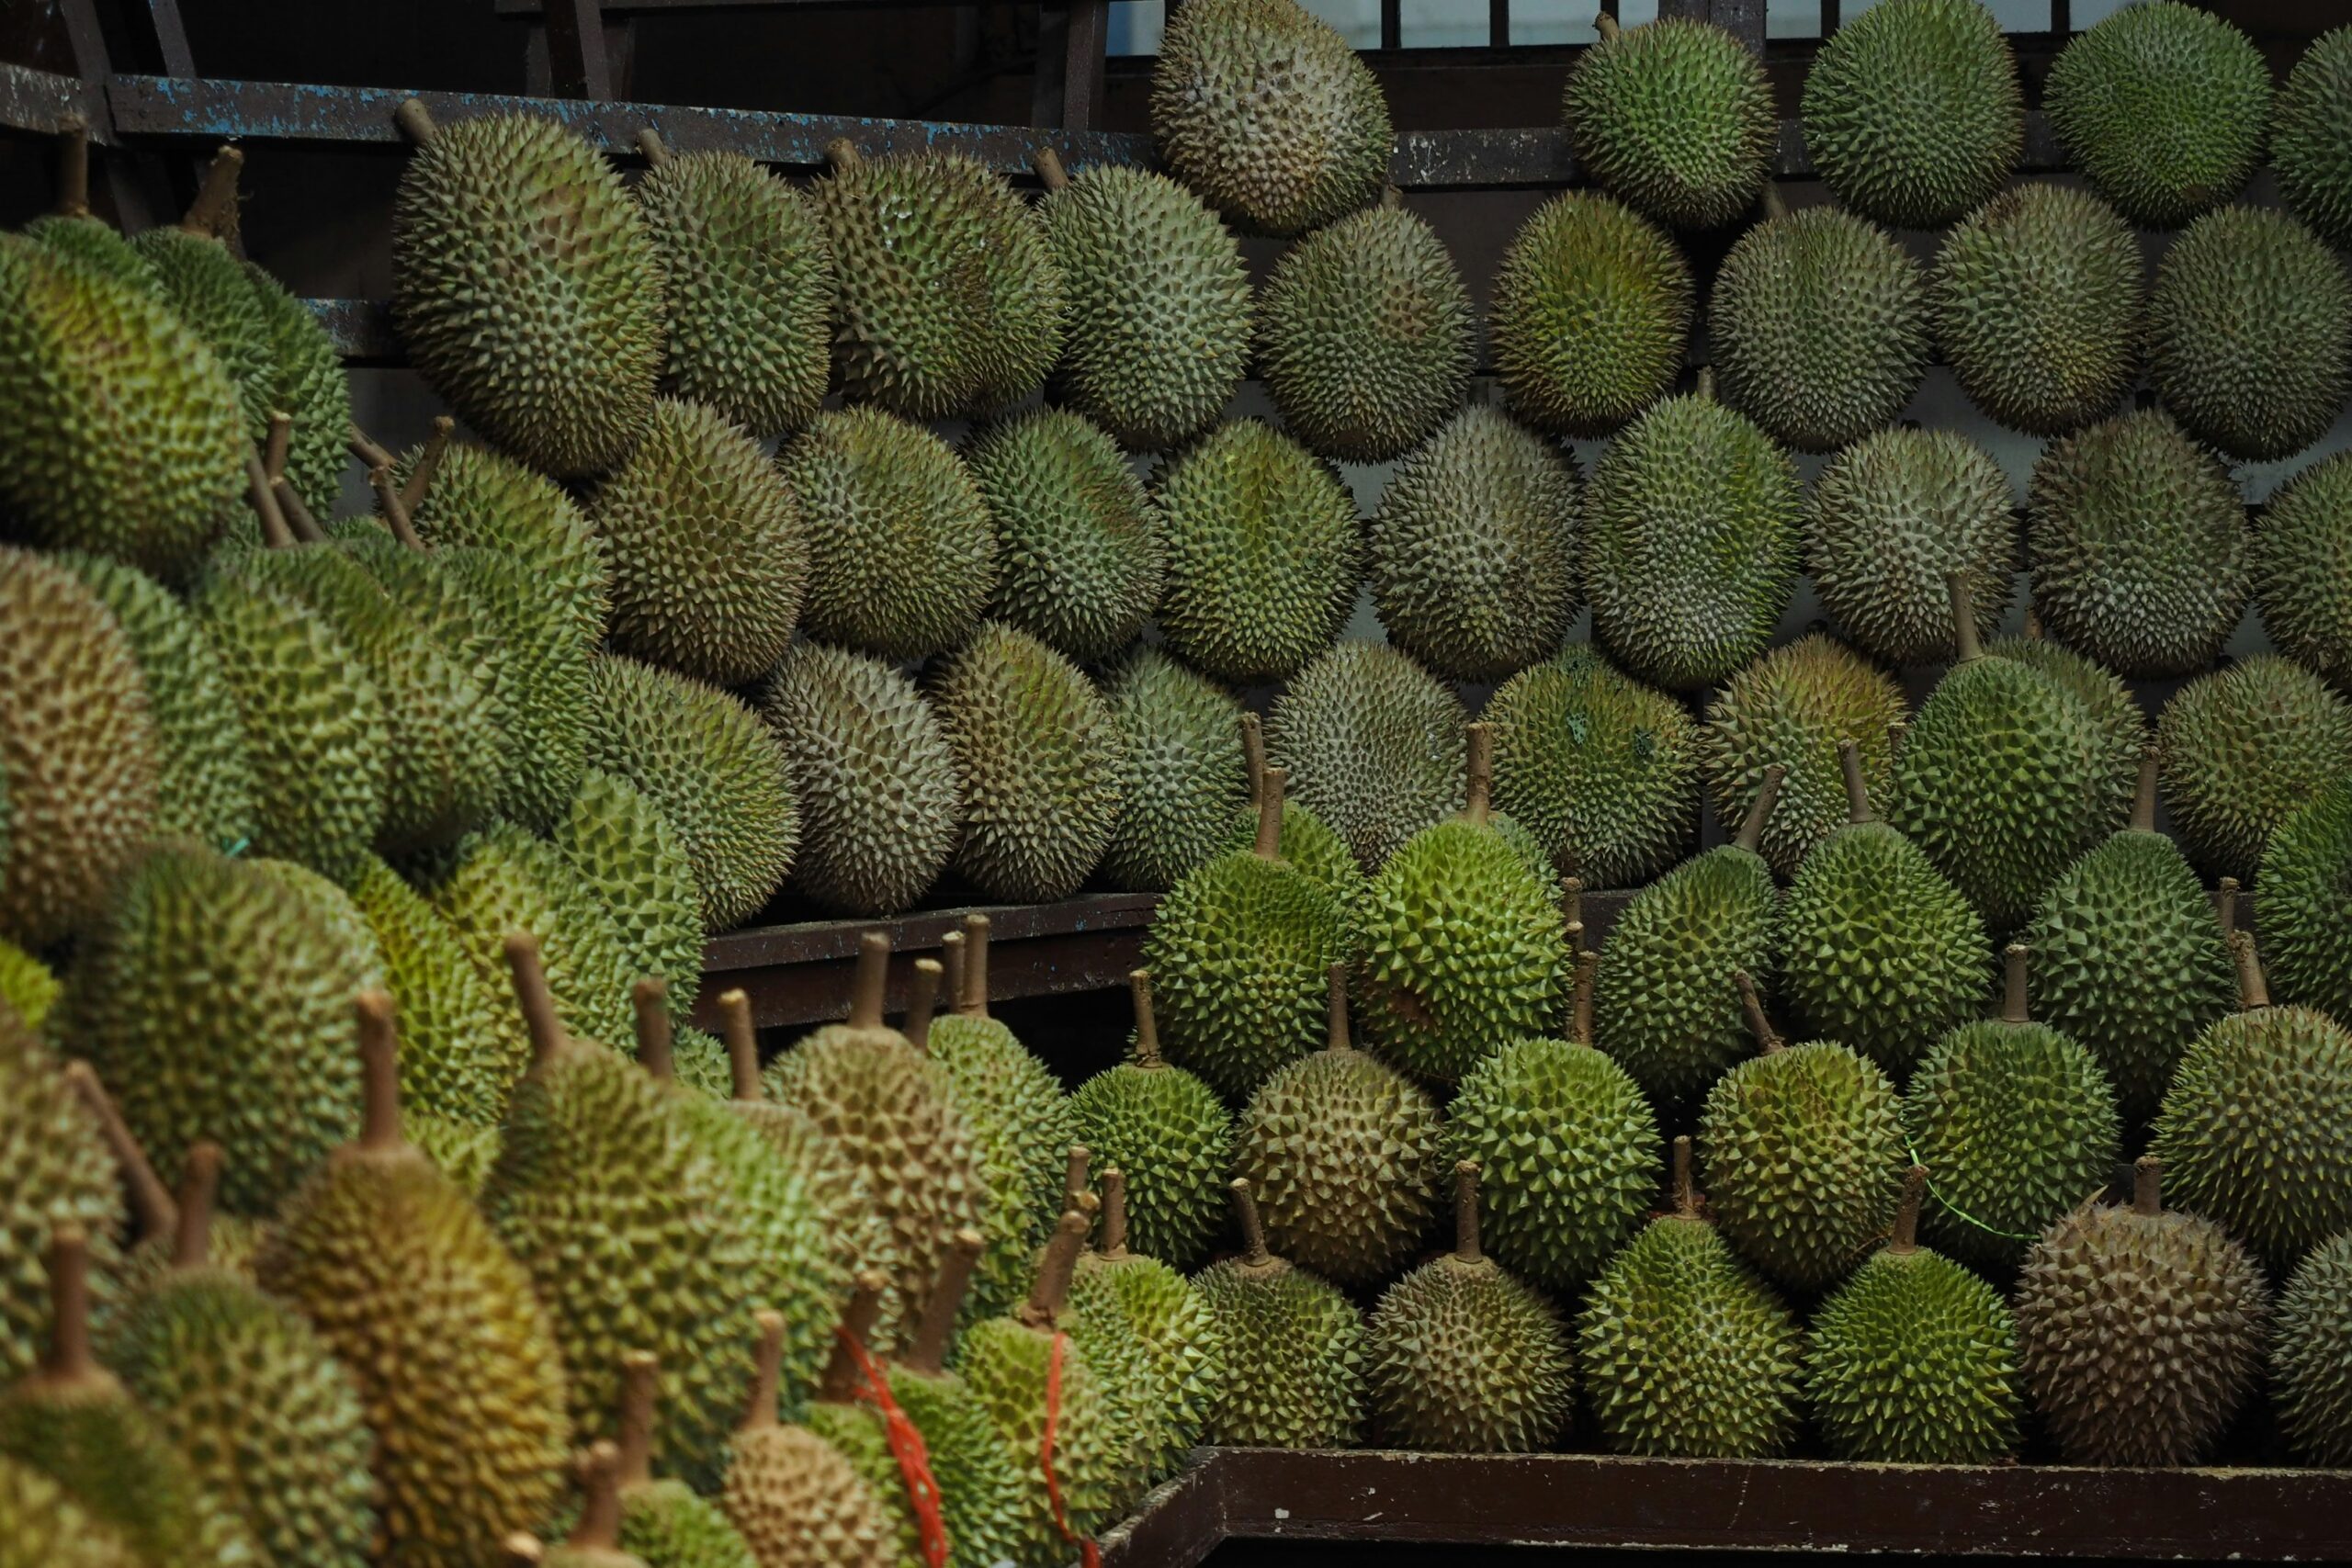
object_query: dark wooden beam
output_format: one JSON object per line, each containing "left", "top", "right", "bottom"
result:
{"left": 541, "top": 0, "right": 617, "bottom": 98}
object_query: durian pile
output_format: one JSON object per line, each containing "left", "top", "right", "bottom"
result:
{"left": 2, "top": 0, "right": 2352, "bottom": 1560}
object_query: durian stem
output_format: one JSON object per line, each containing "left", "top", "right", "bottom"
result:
{"left": 42, "top": 1228, "right": 95, "bottom": 1382}
{"left": 1379, "top": 184, "right": 1403, "bottom": 211}
{"left": 1129, "top": 969, "right": 1164, "bottom": 1067}
{"left": 1325, "top": 962, "right": 1352, "bottom": 1054}
{"left": 1886, "top": 719, "right": 1907, "bottom": 768}
{"left": 2000, "top": 944, "right": 2030, "bottom": 1026}
{"left": 372, "top": 466, "right": 427, "bottom": 551}
{"left": 180, "top": 144, "right": 242, "bottom": 238}
{"left": 62, "top": 1064, "right": 175, "bottom": 1242}
{"left": 1593, "top": 10, "right": 1620, "bottom": 42}
{"left": 1732, "top": 971, "right": 1782, "bottom": 1054}
{"left": 52, "top": 114, "right": 90, "bottom": 218}
{"left": 633, "top": 979, "right": 674, "bottom": 1081}
{"left": 1890, "top": 1165, "right": 1927, "bottom": 1254}
{"left": 1946, "top": 572, "right": 1983, "bottom": 663}
{"left": 504, "top": 933, "right": 570, "bottom": 1071}
{"left": 272, "top": 475, "right": 328, "bottom": 544}
{"left": 1759, "top": 181, "right": 1788, "bottom": 222}
{"left": 2022, "top": 602, "right": 2044, "bottom": 642}
{"left": 355, "top": 989, "right": 406, "bottom": 1152}
{"left": 636, "top": 128, "right": 671, "bottom": 168}
{"left": 348, "top": 424, "right": 396, "bottom": 473}
{"left": 1694, "top": 365, "right": 1715, "bottom": 402}
{"left": 1033, "top": 146, "right": 1070, "bottom": 192}
{"left": 1239, "top": 713, "right": 1269, "bottom": 811}
{"left": 959, "top": 914, "right": 991, "bottom": 1019}
{"left": 570, "top": 1442, "right": 624, "bottom": 1551}
{"left": 1560, "top": 874, "right": 1584, "bottom": 939}
{"left": 718, "top": 990, "right": 762, "bottom": 1101}
{"left": 1253, "top": 768, "right": 1287, "bottom": 860}
{"left": 502, "top": 1532, "right": 544, "bottom": 1568}
{"left": 2131, "top": 752, "right": 2159, "bottom": 833}
{"left": 2132, "top": 1156, "right": 2163, "bottom": 1217}
{"left": 263, "top": 412, "right": 291, "bottom": 483}
{"left": 400, "top": 416, "right": 455, "bottom": 516}
{"left": 1461, "top": 723, "right": 1494, "bottom": 828}
{"left": 1734, "top": 763, "right": 1783, "bottom": 854}
{"left": 846, "top": 931, "right": 890, "bottom": 1030}
{"left": 938, "top": 931, "right": 967, "bottom": 1022}
{"left": 1838, "top": 739, "right": 1871, "bottom": 825}
{"left": 1099, "top": 1168, "right": 1129, "bottom": 1258}
{"left": 904, "top": 958, "right": 942, "bottom": 1050}
{"left": 616, "top": 1352, "right": 659, "bottom": 1489}
{"left": 1571, "top": 949, "right": 1598, "bottom": 1047}
{"left": 245, "top": 448, "right": 294, "bottom": 548}
{"left": 1062, "top": 1145, "right": 1093, "bottom": 1216}
{"left": 741, "top": 1310, "right": 786, "bottom": 1432}
{"left": 901, "top": 1229, "right": 985, "bottom": 1376}
{"left": 1453, "top": 1160, "right": 1482, "bottom": 1264}
{"left": 823, "top": 138, "right": 862, "bottom": 173}
{"left": 2217, "top": 877, "right": 2239, "bottom": 940}
{"left": 1232, "top": 1178, "right": 1271, "bottom": 1267}
{"left": 1669, "top": 1136, "right": 1697, "bottom": 1218}
{"left": 2231, "top": 930, "right": 2270, "bottom": 1010}
{"left": 169, "top": 1142, "right": 222, "bottom": 1272}
{"left": 394, "top": 97, "right": 438, "bottom": 146}
{"left": 1019, "top": 1211, "right": 1090, "bottom": 1329}
{"left": 818, "top": 1273, "right": 890, "bottom": 1404}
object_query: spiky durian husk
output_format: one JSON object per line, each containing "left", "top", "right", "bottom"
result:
{"left": 1366, "top": 1255, "right": 1573, "bottom": 1453}
{"left": 2275, "top": 1231, "right": 2352, "bottom": 1467}
{"left": 970, "top": 409, "right": 1162, "bottom": 664}
{"left": 2014, "top": 1195, "right": 2268, "bottom": 1465}
{"left": 959, "top": 1317, "right": 1133, "bottom": 1559}
{"left": 399, "top": 437, "right": 609, "bottom": 649}
{"left": 800, "top": 1401, "right": 932, "bottom": 1565}
{"left": 1805, "top": 427, "right": 2018, "bottom": 667}
{"left": 0, "top": 1377, "right": 263, "bottom": 1568}
{"left": 2261, "top": 781, "right": 2352, "bottom": 1021}
{"left": 1799, "top": 0, "right": 2021, "bottom": 229}
{"left": 2158, "top": 654, "right": 2352, "bottom": 885}
{"left": 128, "top": 226, "right": 274, "bottom": 441}
{"left": 22, "top": 211, "right": 161, "bottom": 300}
{"left": 929, "top": 154, "right": 1066, "bottom": 413}
{"left": 0, "top": 1033, "right": 123, "bottom": 1387}
{"left": 1267, "top": 641, "right": 1465, "bottom": 875}
{"left": 1562, "top": 17, "right": 1775, "bottom": 231}
{"left": 1069, "top": 1254, "right": 1227, "bottom": 1481}
{"left": 0, "top": 1452, "right": 142, "bottom": 1568}
{"left": 243, "top": 259, "right": 351, "bottom": 517}
{"left": 1701, "top": 635, "right": 1903, "bottom": 881}
{"left": 2256, "top": 451, "right": 2352, "bottom": 695}
{"left": 1985, "top": 635, "right": 2146, "bottom": 843}
{"left": 424, "top": 821, "right": 638, "bottom": 1051}
{"left": 1192, "top": 1258, "right": 1366, "bottom": 1448}
{"left": 2275, "top": 26, "right": 2352, "bottom": 252}
{"left": 554, "top": 768, "right": 704, "bottom": 1027}
{"left": 1804, "top": 1246, "right": 2021, "bottom": 1463}
{"left": 1236, "top": 1049, "right": 1443, "bottom": 1285}
{"left": 808, "top": 149, "right": 992, "bottom": 420}
{"left": 0, "top": 940, "right": 57, "bottom": 1033}
{"left": 927, "top": 1012, "right": 1077, "bottom": 1316}
{"left": 406, "top": 1114, "right": 500, "bottom": 1200}
{"left": 1068, "top": 1063, "right": 1233, "bottom": 1270}
{"left": 1594, "top": 847, "right": 1777, "bottom": 1111}
{"left": 587, "top": 1475, "right": 757, "bottom": 1568}
{"left": 887, "top": 1368, "right": 1027, "bottom": 1568}
{"left": 344, "top": 852, "right": 527, "bottom": 1128}
{"left": 1101, "top": 647, "right": 1245, "bottom": 896}
{"left": 719, "top": 1421, "right": 889, "bottom": 1568}
{"left": 1487, "top": 191, "right": 1692, "bottom": 438}
{"left": 1577, "top": 1216, "right": 1803, "bottom": 1458}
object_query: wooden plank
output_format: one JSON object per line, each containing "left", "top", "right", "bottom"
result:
{"left": 1098, "top": 1464, "right": 1225, "bottom": 1568}
{"left": 542, "top": 0, "right": 618, "bottom": 98}
{"left": 1061, "top": 0, "right": 1109, "bottom": 132}
{"left": 0, "top": 60, "right": 110, "bottom": 140}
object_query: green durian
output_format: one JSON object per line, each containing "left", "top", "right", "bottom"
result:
{"left": 21, "top": 122, "right": 162, "bottom": 305}
{"left": 1224, "top": 714, "right": 1366, "bottom": 915}
{"left": 880, "top": 1235, "right": 1029, "bottom": 1568}
{"left": 0, "top": 1035, "right": 124, "bottom": 1389}
{"left": 0, "top": 939, "right": 57, "bottom": 1032}
{"left": 0, "top": 1450, "right": 140, "bottom": 1568}
{"left": 2275, "top": 25, "right": 2352, "bottom": 252}
{"left": 1987, "top": 631, "right": 2147, "bottom": 841}
{"left": 926, "top": 154, "right": 1065, "bottom": 413}
{"left": 2158, "top": 653, "right": 2352, "bottom": 885}
{"left": 718, "top": 1311, "right": 890, "bottom": 1568}
{"left": 127, "top": 152, "right": 274, "bottom": 440}
{"left": 1702, "top": 633, "right": 1904, "bottom": 881}
{"left": 798, "top": 1281, "right": 944, "bottom": 1568}
{"left": 2255, "top": 450, "right": 2352, "bottom": 694}
{"left": 243, "top": 263, "right": 352, "bottom": 518}
{"left": 407, "top": 1113, "right": 500, "bottom": 1200}
{"left": 1068, "top": 972, "right": 1234, "bottom": 1270}
{"left": 1268, "top": 640, "right": 1465, "bottom": 875}
{"left": 2273, "top": 1230, "right": 2352, "bottom": 1467}
{"left": 539, "top": 1441, "right": 656, "bottom": 1568}
{"left": 554, "top": 768, "right": 704, "bottom": 1029}
{"left": 390, "top": 102, "right": 661, "bottom": 476}
{"left": 425, "top": 821, "right": 637, "bottom": 1052}
{"left": 2261, "top": 780, "right": 2352, "bottom": 1021}
{"left": 399, "top": 431, "right": 609, "bottom": 648}
{"left": 1562, "top": 13, "right": 1775, "bottom": 231}
{"left": 1069, "top": 1170, "right": 1227, "bottom": 1483}
{"left": 969, "top": 407, "right": 1162, "bottom": 665}
{"left": 1193, "top": 1179, "right": 1366, "bottom": 1449}
{"left": 1101, "top": 647, "right": 1246, "bottom": 896}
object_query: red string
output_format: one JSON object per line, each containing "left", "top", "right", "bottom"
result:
{"left": 838, "top": 1328, "right": 951, "bottom": 1568}
{"left": 1042, "top": 1332, "right": 1102, "bottom": 1568}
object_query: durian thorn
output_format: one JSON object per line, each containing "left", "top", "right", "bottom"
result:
{"left": 1231, "top": 1178, "right": 1272, "bottom": 1267}
{"left": 1571, "top": 950, "right": 1599, "bottom": 1047}
{"left": 52, "top": 114, "right": 90, "bottom": 218}
{"left": 1239, "top": 712, "right": 1269, "bottom": 810}
{"left": 1593, "top": 10, "right": 1621, "bottom": 42}
{"left": 1253, "top": 767, "right": 1287, "bottom": 860}
{"left": 169, "top": 1141, "right": 223, "bottom": 1273}
{"left": 718, "top": 990, "right": 763, "bottom": 1102}
{"left": 1453, "top": 1160, "right": 1482, "bottom": 1264}
{"left": 1378, "top": 183, "right": 1403, "bottom": 211}
{"left": 2132, "top": 1156, "right": 2163, "bottom": 1217}
{"left": 569, "top": 1441, "right": 625, "bottom": 1551}
{"left": 2231, "top": 929, "right": 2269, "bottom": 1010}
{"left": 179, "top": 143, "right": 242, "bottom": 239}
{"left": 347, "top": 423, "right": 396, "bottom": 472}
{"left": 355, "top": 989, "right": 407, "bottom": 1153}
{"left": 901, "top": 1229, "right": 985, "bottom": 1375}
{"left": 1693, "top": 365, "right": 1715, "bottom": 402}
{"left": 1020, "top": 1210, "right": 1090, "bottom": 1329}
{"left": 1838, "top": 739, "right": 1872, "bottom": 825}
{"left": 823, "top": 138, "right": 862, "bottom": 173}
{"left": 1325, "top": 963, "right": 1352, "bottom": 1054}
{"left": 503, "top": 932, "right": 571, "bottom": 1070}
{"left": 40, "top": 1227, "right": 99, "bottom": 1384}
{"left": 1732, "top": 971, "right": 1782, "bottom": 1054}
{"left": 1560, "top": 874, "right": 1584, "bottom": 936}
{"left": 2216, "top": 876, "right": 2239, "bottom": 940}
{"left": 393, "top": 97, "right": 438, "bottom": 146}
{"left": 502, "top": 1531, "right": 544, "bottom": 1568}
{"left": 1128, "top": 969, "right": 1164, "bottom": 1067}
{"left": 636, "top": 127, "right": 672, "bottom": 168}
{"left": 1759, "top": 181, "right": 1788, "bottom": 222}
{"left": 2000, "top": 944, "right": 2031, "bottom": 1026}
{"left": 245, "top": 447, "right": 295, "bottom": 548}
{"left": 632, "top": 978, "right": 675, "bottom": 1081}
{"left": 400, "top": 415, "right": 456, "bottom": 516}
{"left": 959, "top": 913, "right": 991, "bottom": 1018}
{"left": 938, "top": 930, "right": 968, "bottom": 1021}
{"left": 1033, "top": 145, "right": 1070, "bottom": 192}
{"left": 1099, "top": 1168, "right": 1130, "bottom": 1258}
{"left": 1669, "top": 1136, "right": 1698, "bottom": 1218}
{"left": 819, "top": 1272, "right": 890, "bottom": 1403}
{"left": 846, "top": 931, "right": 890, "bottom": 1031}
{"left": 263, "top": 411, "right": 292, "bottom": 483}
{"left": 1461, "top": 723, "right": 1494, "bottom": 827}
{"left": 741, "top": 1310, "right": 786, "bottom": 1432}
{"left": 904, "top": 957, "right": 943, "bottom": 1050}
{"left": 1733, "top": 764, "right": 1783, "bottom": 854}
{"left": 372, "top": 465, "right": 427, "bottom": 551}
{"left": 62, "top": 1063, "right": 175, "bottom": 1242}
{"left": 1062, "top": 1145, "right": 1093, "bottom": 1215}
{"left": 272, "top": 475, "right": 329, "bottom": 544}
{"left": 1891, "top": 1165, "right": 1927, "bottom": 1253}
{"left": 1946, "top": 571, "right": 1983, "bottom": 663}
{"left": 616, "top": 1351, "right": 659, "bottom": 1489}
{"left": 2131, "top": 751, "right": 2159, "bottom": 833}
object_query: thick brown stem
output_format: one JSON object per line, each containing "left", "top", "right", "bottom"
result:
{"left": 905, "top": 958, "right": 942, "bottom": 1050}
{"left": 824, "top": 138, "right": 861, "bottom": 173}
{"left": 400, "top": 415, "right": 455, "bottom": 516}
{"left": 959, "top": 914, "right": 990, "bottom": 1019}
{"left": 1231, "top": 1179, "right": 1271, "bottom": 1267}
{"left": 1453, "top": 1160, "right": 1482, "bottom": 1263}
{"left": 1594, "top": 10, "right": 1621, "bottom": 41}
{"left": 394, "top": 98, "right": 437, "bottom": 145}
{"left": 372, "top": 467, "right": 427, "bottom": 551}
{"left": 504, "top": 933, "right": 570, "bottom": 1070}
{"left": 1019, "top": 1211, "right": 1090, "bottom": 1329}
{"left": 718, "top": 990, "right": 762, "bottom": 1101}
{"left": 170, "top": 1142, "right": 222, "bottom": 1272}
{"left": 1760, "top": 181, "right": 1789, "bottom": 222}
{"left": 2132, "top": 1156, "right": 2163, "bottom": 1217}
{"left": 1099, "top": 1168, "right": 1129, "bottom": 1258}
{"left": 1240, "top": 712, "right": 1269, "bottom": 810}
{"left": 2232, "top": 931, "right": 2270, "bottom": 1010}
{"left": 1734, "top": 764, "right": 1783, "bottom": 855}
{"left": 1694, "top": 365, "right": 1715, "bottom": 402}
{"left": 1325, "top": 962, "right": 1351, "bottom": 1054}
{"left": 1560, "top": 874, "right": 1584, "bottom": 937}
{"left": 633, "top": 979, "right": 674, "bottom": 1081}
{"left": 2022, "top": 603, "right": 2044, "bottom": 642}
{"left": 636, "top": 128, "right": 672, "bottom": 168}
{"left": 1947, "top": 572, "right": 1983, "bottom": 663}
{"left": 1571, "top": 949, "right": 1598, "bottom": 1047}
{"left": 1732, "top": 971, "right": 1782, "bottom": 1054}
{"left": 1891, "top": 1165, "right": 1927, "bottom": 1254}
{"left": 901, "top": 1229, "right": 985, "bottom": 1376}
{"left": 847, "top": 931, "right": 890, "bottom": 1031}
{"left": 1129, "top": 970, "right": 1163, "bottom": 1067}
{"left": 2000, "top": 944, "right": 2030, "bottom": 1025}
{"left": 1462, "top": 723, "right": 1494, "bottom": 827}
{"left": 2131, "top": 752, "right": 2159, "bottom": 833}
{"left": 348, "top": 424, "right": 396, "bottom": 472}
{"left": 246, "top": 449, "right": 294, "bottom": 547}
{"left": 2217, "top": 877, "right": 2239, "bottom": 940}
{"left": 1254, "top": 768, "right": 1287, "bottom": 860}
{"left": 570, "top": 1441, "right": 624, "bottom": 1551}
{"left": 264, "top": 412, "right": 292, "bottom": 483}
{"left": 272, "top": 476, "right": 328, "bottom": 544}
{"left": 42, "top": 1228, "right": 95, "bottom": 1382}
{"left": 1838, "top": 739, "right": 1871, "bottom": 826}
{"left": 938, "top": 931, "right": 967, "bottom": 1021}
{"left": 741, "top": 1310, "right": 786, "bottom": 1432}
{"left": 1669, "top": 1136, "right": 1697, "bottom": 1217}
{"left": 819, "top": 1273, "right": 890, "bottom": 1404}
{"left": 616, "top": 1352, "right": 658, "bottom": 1490}
{"left": 1033, "top": 145, "right": 1070, "bottom": 191}
{"left": 180, "top": 145, "right": 243, "bottom": 238}
{"left": 53, "top": 114, "right": 90, "bottom": 218}
{"left": 356, "top": 989, "right": 406, "bottom": 1152}
{"left": 1058, "top": 1147, "right": 1094, "bottom": 1222}
{"left": 62, "top": 1064, "right": 175, "bottom": 1242}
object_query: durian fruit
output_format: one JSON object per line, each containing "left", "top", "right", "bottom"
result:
{"left": 1563, "top": 13, "right": 1775, "bottom": 231}
{"left": 1905, "top": 946, "right": 2122, "bottom": 1272}
{"left": 1101, "top": 647, "right": 1246, "bottom": 896}
{"left": 1447, "top": 951, "right": 1661, "bottom": 1296}
{"left": 1929, "top": 183, "right": 2142, "bottom": 436}
{"left": 2023, "top": 755, "right": 2235, "bottom": 1122}
{"left": 585, "top": 655, "right": 797, "bottom": 930}
{"left": 0, "top": 1450, "right": 141, "bottom": 1568}
{"left": 398, "top": 429, "right": 610, "bottom": 648}
{"left": 1709, "top": 193, "right": 1929, "bottom": 454}
{"left": 1890, "top": 574, "right": 2107, "bottom": 931}
{"left": 781, "top": 406, "right": 996, "bottom": 661}
{"left": 1803, "top": 1166, "right": 2022, "bottom": 1464}
{"left": 0, "top": 230, "right": 245, "bottom": 581}
{"left": 100, "top": 1144, "right": 376, "bottom": 1568}
{"left": 2014, "top": 1156, "right": 2268, "bottom": 1465}
{"left": 1990, "top": 628, "right": 2148, "bottom": 840}
{"left": 2151, "top": 933, "right": 2352, "bottom": 1270}
{"left": 1355, "top": 725, "right": 1564, "bottom": 1086}
{"left": 1144, "top": 768, "right": 1352, "bottom": 1101}
{"left": 797, "top": 1277, "right": 941, "bottom": 1568}
{"left": 0, "top": 1228, "right": 262, "bottom": 1568}
{"left": 2044, "top": 1, "right": 2271, "bottom": 230}
{"left": 1152, "top": 420, "right": 1361, "bottom": 686}
{"left": 1798, "top": 0, "right": 2022, "bottom": 230}
{"left": 539, "top": 1442, "right": 650, "bottom": 1568}
{"left": 2262, "top": 781, "right": 2352, "bottom": 1021}
{"left": 880, "top": 1235, "right": 1028, "bottom": 1568}
{"left": 1268, "top": 641, "right": 1466, "bottom": 875}
{"left": 124, "top": 149, "right": 272, "bottom": 439}
{"left": 2147, "top": 205, "right": 2352, "bottom": 464}
{"left": 554, "top": 768, "right": 704, "bottom": 1029}
{"left": 1701, "top": 634, "right": 1904, "bottom": 881}
{"left": 929, "top": 622, "right": 1126, "bottom": 904}
{"left": 756, "top": 641, "right": 956, "bottom": 919}
{"left": 243, "top": 264, "right": 353, "bottom": 520}
{"left": 408, "top": 1114, "right": 501, "bottom": 1199}
{"left": 2273, "top": 1230, "right": 2352, "bottom": 1467}
{"left": 254, "top": 992, "right": 571, "bottom": 1568}
{"left": 426, "top": 821, "right": 638, "bottom": 1052}
{"left": 1238, "top": 964, "right": 1444, "bottom": 1286}
{"left": 1368, "top": 405, "right": 1580, "bottom": 683}
{"left": 2275, "top": 25, "right": 2352, "bottom": 252}
{"left": 20, "top": 118, "right": 161, "bottom": 300}
{"left": 1581, "top": 372, "right": 1803, "bottom": 692}
{"left": 1700, "top": 976, "right": 1908, "bottom": 1296}
{"left": 1594, "top": 771, "right": 1784, "bottom": 1111}
{"left": 718, "top": 1310, "right": 889, "bottom": 1568}
{"left": 1804, "top": 426, "right": 2017, "bottom": 667}
{"left": 1148, "top": 0, "right": 1391, "bottom": 237}
{"left": 1033, "top": 152, "right": 1251, "bottom": 451}
{"left": 763, "top": 933, "right": 989, "bottom": 1349}
{"left": 924, "top": 154, "right": 1066, "bottom": 414}
{"left": 1257, "top": 191, "right": 1475, "bottom": 463}
{"left": 0, "top": 939, "right": 58, "bottom": 1032}
{"left": 0, "top": 1039, "right": 124, "bottom": 1388}
{"left": 65, "top": 842, "right": 372, "bottom": 1215}
{"left": 1484, "top": 643, "right": 1698, "bottom": 888}
{"left": 2158, "top": 653, "right": 2352, "bottom": 885}
{"left": 630, "top": 133, "right": 832, "bottom": 439}
{"left": 1365, "top": 1161, "right": 1574, "bottom": 1453}
{"left": 1193, "top": 1179, "right": 1366, "bottom": 1448}
{"left": 1069, "top": 1168, "right": 1227, "bottom": 1483}
{"left": 587, "top": 398, "right": 806, "bottom": 687}
{"left": 74, "top": 1072, "right": 257, "bottom": 1314}
{"left": 1487, "top": 191, "right": 1693, "bottom": 438}
{"left": 2256, "top": 450, "right": 2352, "bottom": 694}
{"left": 1577, "top": 1138, "right": 1804, "bottom": 1458}
{"left": 1068, "top": 972, "right": 1235, "bottom": 1270}
{"left": 1778, "top": 741, "right": 1991, "bottom": 1078}
{"left": 390, "top": 101, "right": 662, "bottom": 477}
{"left": 0, "top": 547, "right": 159, "bottom": 947}
{"left": 969, "top": 408, "right": 1162, "bottom": 665}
